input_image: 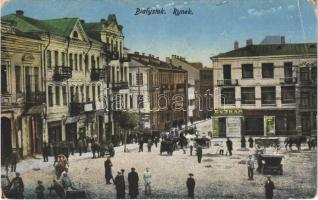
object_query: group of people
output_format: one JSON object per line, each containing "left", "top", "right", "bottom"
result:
{"left": 138, "top": 137, "right": 160, "bottom": 152}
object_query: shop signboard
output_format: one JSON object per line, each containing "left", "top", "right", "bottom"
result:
{"left": 226, "top": 117, "right": 241, "bottom": 137}
{"left": 264, "top": 116, "right": 275, "bottom": 136}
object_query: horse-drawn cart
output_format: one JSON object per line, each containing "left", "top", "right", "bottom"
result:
{"left": 259, "top": 154, "right": 284, "bottom": 175}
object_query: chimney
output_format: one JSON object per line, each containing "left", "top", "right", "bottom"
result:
{"left": 246, "top": 38, "right": 253, "bottom": 47}
{"left": 134, "top": 51, "right": 139, "bottom": 55}
{"left": 234, "top": 41, "right": 239, "bottom": 50}
{"left": 100, "top": 18, "right": 106, "bottom": 23}
{"left": 281, "top": 36, "right": 285, "bottom": 45}
{"left": 16, "top": 10, "right": 24, "bottom": 16}
{"left": 80, "top": 19, "right": 85, "bottom": 24}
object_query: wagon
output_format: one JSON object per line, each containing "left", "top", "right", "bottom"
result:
{"left": 259, "top": 154, "right": 283, "bottom": 175}
{"left": 160, "top": 140, "right": 174, "bottom": 155}
{"left": 194, "top": 137, "right": 211, "bottom": 148}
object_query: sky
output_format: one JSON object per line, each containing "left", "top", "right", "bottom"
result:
{"left": 1, "top": 0, "right": 317, "bottom": 67}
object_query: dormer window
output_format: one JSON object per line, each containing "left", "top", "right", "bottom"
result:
{"left": 73, "top": 31, "right": 78, "bottom": 38}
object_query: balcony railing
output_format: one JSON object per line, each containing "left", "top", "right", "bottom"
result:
{"left": 26, "top": 92, "right": 46, "bottom": 104}
{"left": 69, "top": 101, "right": 94, "bottom": 116}
{"left": 102, "top": 44, "right": 120, "bottom": 61}
{"left": 91, "top": 68, "right": 106, "bottom": 81}
{"left": 280, "top": 77, "right": 297, "bottom": 84}
{"left": 53, "top": 66, "right": 72, "bottom": 81}
{"left": 217, "top": 79, "right": 238, "bottom": 86}
{"left": 112, "top": 81, "right": 129, "bottom": 90}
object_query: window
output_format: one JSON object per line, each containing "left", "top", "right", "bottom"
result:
{"left": 15, "top": 65, "right": 21, "bottom": 93}
{"left": 120, "top": 67, "right": 124, "bottom": 81}
{"left": 129, "top": 73, "right": 132, "bottom": 86}
{"left": 86, "top": 86, "right": 90, "bottom": 102}
{"left": 55, "top": 86, "right": 60, "bottom": 105}
{"left": 124, "top": 67, "right": 127, "bottom": 81}
{"left": 136, "top": 73, "right": 143, "bottom": 85}
{"left": 223, "top": 65, "right": 231, "bottom": 79}
{"left": 97, "top": 57, "right": 100, "bottom": 68}
{"left": 25, "top": 67, "right": 31, "bottom": 93}
{"left": 300, "top": 67, "right": 309, "bottom": 81}
{"left": 34, "top": 68, "right": 39, "bottom": 92}
{"left": 91, "top": 56, "right": 95, "bottom": 69}
{"left": 262, "top": 63, "right": 274, "bottom": 78}
{"left": 62, "top": 86, "right": 67, "bottom": 105}
{"left": 281, "top": 86, "right": 295, "bottom": 104}
{"left": 69, "top": 53, "right": 73, "bottom": 68}
{"left": 241, "top": 87, "right": 255, "bottom": 104}
{"left": 300, "top": 92, "right": 310, "bottom": 107}
{"left": 112, "top": 67, "right": 115, "bottom": 82}
{"left": 92, "top": 85, "right": 96, "bottom": 102}
{"left": 97, "top": 85, "right": 101, "bottom": 101}
{"left": 125, "top": 94, "right": 128, "bottom": 109}
{"left": 221, "top": 88, "right": 235, "bottom": 104}
{"left": 73, "top": 31, "right": 78, "bottom": 38}
{"left": 74, "top": 54, "right": 78, "bottom": 70}
{"left": 116, "top": 95, "right": 120, "bottom": 109}
{"left": 54, "top": 51, "right": 59, "bottom": 66}
{"left": 80, "top": 85, "right": 84, "bottom": 102}
{"left": 85, "top": 55, "right": 89, "bottom": 71}
{"left": 138, "top": 95, "right": 144, "bottom": 108}
{"left": 242, "top": 64, "right": 253, "bottom": 79}
{"left": 1, "top": 65, "right": 8, "bottom": 94}
{"left": 48, "top": 86, "right": 53, "bottom": 106}
{"left": 61, "top": 52, "right": 65, "bottom": 66}
{"left": 130, "top": 95, "right": 133, "bottom": 109}
{"left": 312, "top": 68, "right": 317, "bottom": 82}
{"left": 261, "top": 87, "right": 276, "bottom": 104}
{"left": 245, "top": 118, "right": 264, "bottom": 135}
{"left": 47, "top": 50, "right": 52, "bottom": 68}
{"left": 79, "top": 54, "right": 83, "bottom": 71}
{"left": 313, "top": 93, "right": 317, "bottom": 107}
{"left": 284, "top": 62, "right": 293, "bottom": 77}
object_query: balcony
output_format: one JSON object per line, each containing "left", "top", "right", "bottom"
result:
{"left": 112, "top": 81, "right": 129, "bottom": 90}
{"left": 217, "top": 79, "right": 238, "bottom": 86}
{"left": 91, "top": 68, "right": 106, "bottom": 81}
{"left": 280, "top": 77, "right": 297, "bottom": 84}
{"left": 26, "top": 92, "right": 46, "bottom": 104}
{"left": 102, "top": 44, "right": 120, "bottom": 61}
{"left": 53, "top": 66, "right": 72, "bottom": 81}
{"left": 69, "top": 101, "right": 94, "bottom": 116}
{"left": 119, "top": 55, "right": 130, "bottom": 62}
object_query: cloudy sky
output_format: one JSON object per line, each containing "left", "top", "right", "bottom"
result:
{"left": 2, "top": 0, "right": 317, "bottom": 67}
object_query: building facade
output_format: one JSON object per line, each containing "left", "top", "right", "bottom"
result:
{"left": 129, "top": 52, "right": 188, "bottom": 131}
{"left": 211, "top": 39, "right": 316, "bottom": 137}
{"left": 198, "top": 68, "right": 214, "bottom": 120}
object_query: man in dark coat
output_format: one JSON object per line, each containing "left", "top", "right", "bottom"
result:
{"left": 78, "top": 139, "right": 83, "bottom": 156}
{"left": 139, "top": 138, "right": 144, "bottom": 152}
{"left": 226, "top": 138, "right": 233, "bottom": 156}
{"left": 42, "top": 143, "right": 49, "bottom": 162}
{"left": 265, "top": 176, "right": 275, "bottom": 199}
{"left": 8, "top": 172, "right": 24, "bottom": 199}
{"left": 114, "top": 171, "right": 125, "bottom": 199}
{"left": 104, "top": 158, "right": 113, "bottom": 184}
{"left": 241, "top": 136, "right": 246, "bottom": 148}
{"left": 196, "top": 145, "right": 203, "bottom": 163}
{"left": 128, "top": 168, "right": 139, "bottom": 199}
{"left": 186, "top": 173, "right": 195, "bottom": 198}
{"left": 248, "top": 137, "right": 254, "bottom": 148}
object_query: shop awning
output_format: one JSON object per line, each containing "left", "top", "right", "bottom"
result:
{"left": 65, "top": 116, "right": 80, "bottom": 124}
{"left": 25, "top": 105, "right": 44, "bottom": 115}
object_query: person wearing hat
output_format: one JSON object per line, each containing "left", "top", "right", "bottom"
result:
{"left": 35, "top": 180, "right": 45, "bottom": 199}
{"left": 114, "top": 171, "right": 125, "bottom": 199}
{"left": 8, "top": 172, "right": 24, "bottom": 198}
{"left": 104, "top": 158, "right": 114, "bottom": 184}
{"left": 196, "top": 145, "right": 203, "bottom": 163}
{"left": 186, "top": 173, "right": 195, "bottom": 198}
{"left": 265, "top": 175, "right": 275, "bottom": 199}
{"left": 128, "top": 168, "right": 139, "bottom": 199}
{"left": 247, "top": 155, "right": 255, "bottom": 180}
{"left": 143, "top": 168, "right": 152, "bottom": 196}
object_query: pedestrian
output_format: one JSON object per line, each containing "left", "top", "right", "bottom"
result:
{"left": 219, "top": 141, "right": 224, "bottom": 156}
{"left": 247, "top": 155, "right": 254, "bottom": 180}
{"left": 226, "top": 137, "right": 233, "bottom": 156}
{"left": 147, "top": 139, "right": 153, "bottom": 152}
{"left": 35, "top": 180, "right": 45, "bottom": 199}
{"left": 114, "top": 171, "right": 125, "bottom": 199}
{"left": 78, "top": 139, "right": 83, "bottom": 156}
{"left": 42, "top": 142, "right": 49, "bottom": 162}
{"left": 186, "top": 173, "right": 195, "bottom": 198}
{"left": 196, "top": 145, "right": 203, "bottom": 163}
{"left": 241, "top": 136, "right": 246, "bottom": 148}
{"left": 139, "top": 138, "right": 144, "bottom": 152}
{"left": 307, "top": 137, "right": 312, "bottom": 150}
{"left": 128, "top": 168, "right": 139, "bottom": 199}
{"left": 265, "top": 175, "right": 275, "bottom": 199}
{"left": 143, "top": 168, "right": 152, "bottom": 196}
{"left": 8, "top": 172, "right": 24, "bottom": 199}
{"left": 61, "top": 172, "right": 75, "bottom": 190}
{"left": 189, "top": 139, "right": 194, "bottom": 156}
{"left": 154, "top": 137, "right": 159, "bottom": 148}
{"left": 104, "top": 158, "right": 113, "bottom": 184}
{"left": 50, "top": 179, "right": 65, "bottom": 198}
{"left": 6, "top": 149, "right": 19, "bottom": 172}
{"left": 83, "top": 137, "right": 88, "bottom": 153}
{"left": 69, "top": 140, "right": 75, "bottom": 155}
{"left": 248, "top": 136, "right": 254, "bottom": 148}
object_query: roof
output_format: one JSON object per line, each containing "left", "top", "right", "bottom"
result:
{"left": 189, "top": 62, "right": 203, "bottom": 70}
{"left": 2, "top": 14, "right": 78, "bottom": 37}
{"left": 260, "top": 35, "right": 284, "bottom": 44}
{"left": 212, "top": 43, "right": 316, "bottom": 59}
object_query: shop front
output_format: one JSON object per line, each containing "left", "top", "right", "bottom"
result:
{"left": 212, "top": 109, "right": 243, "bottom": 138}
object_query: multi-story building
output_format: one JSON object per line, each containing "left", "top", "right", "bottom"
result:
{"left": 198, "top": 68, "right": 214, "bottom": 120}
{"left": 211, "top": 38, "right": 316, "bottom": 137}
{"left": 129, "top": 52, "right": 188, "bottom": 131}
{"left": 166, "top": 55, "right": 202, "bottom": 124}
{"left": 1, "top": 20, "right": 43, "bottom": 159}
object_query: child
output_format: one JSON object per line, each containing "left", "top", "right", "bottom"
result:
{"left": 35, "top": 180, "right": 45, "bottom": 199}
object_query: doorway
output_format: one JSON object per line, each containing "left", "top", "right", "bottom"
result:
{"left": 1, "top": 117, "right": 12, "bottom": 163}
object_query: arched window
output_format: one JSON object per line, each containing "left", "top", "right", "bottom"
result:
{"left": 73, "top": 31, "right": 78, "bottom": 38}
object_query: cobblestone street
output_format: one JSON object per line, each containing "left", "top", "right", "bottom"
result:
{"left": 4, "top": 139, "right": 316, "bottom": 199}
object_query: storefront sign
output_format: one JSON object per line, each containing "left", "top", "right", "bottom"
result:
{"left": 213, "top": 109, "right": 243, "bottom": 116}
{"left": 226, "top": 117, "right": 241, "bottom": 137}
{"left": 84, "top": 103, "right": 93, "bottom": 112}
{"left": 264, "top": 116, "right": 275, "bottom": 136}
{"left": 212, "top": 118, "right": 219, "bottom": 137}
{"left": 95, "top": 101, "right": 104, "bottom": 110}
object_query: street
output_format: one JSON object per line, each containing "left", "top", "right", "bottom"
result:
{"left": 2, "top": 138, "right": 316, "bottom": 199}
